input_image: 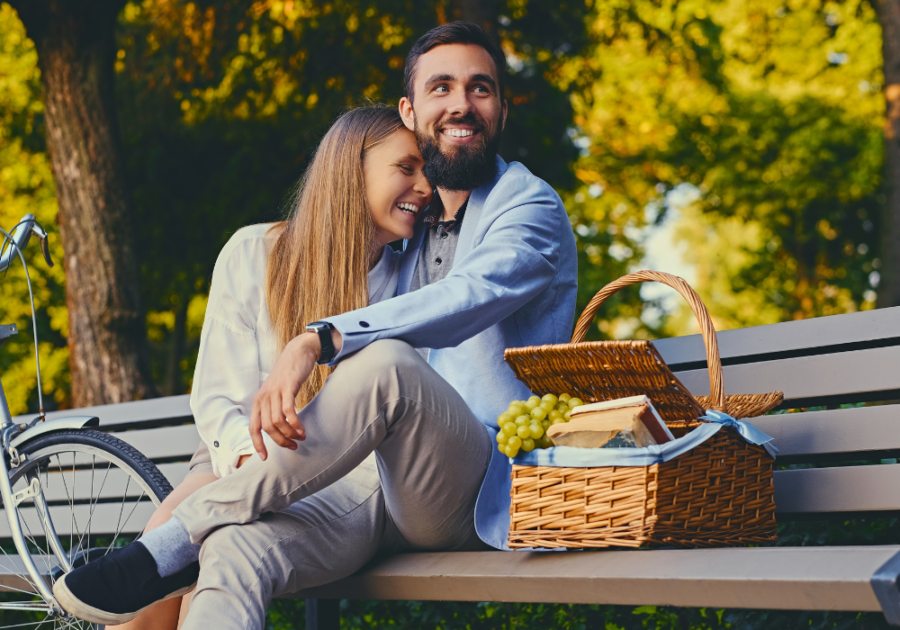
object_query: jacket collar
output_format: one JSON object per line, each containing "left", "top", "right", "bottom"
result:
{"left": 398, "top": 156, "right": 509, "bottom": 294}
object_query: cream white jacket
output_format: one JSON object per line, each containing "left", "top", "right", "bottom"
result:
{"left": 190, "top": 223, "right": 401, "bottom": 477}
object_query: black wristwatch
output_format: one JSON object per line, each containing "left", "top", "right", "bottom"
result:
{"left": 306, "top": 321, "right": 336, "bottom": 364}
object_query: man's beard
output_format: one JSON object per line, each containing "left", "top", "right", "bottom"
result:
{"left": 415, "top": 112, "right": 502, "bottom": 192}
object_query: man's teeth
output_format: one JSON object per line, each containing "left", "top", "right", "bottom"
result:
{"left": 397, "top": 203, "right": 418, "bottom": 214}
{"left": 444, "top": 129, "right": 474, "bottom": 138}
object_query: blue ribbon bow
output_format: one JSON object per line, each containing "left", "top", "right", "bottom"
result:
{"left": 699, "top": 409, "right": 778, "bottom": 457}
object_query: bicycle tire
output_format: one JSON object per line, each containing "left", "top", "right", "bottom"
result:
{"left": 0, "top": 428, "right": 173, "bottom": 629}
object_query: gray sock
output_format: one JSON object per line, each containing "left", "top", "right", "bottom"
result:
{"left": 137, "top": 517, "right": 200, "bottom": 577}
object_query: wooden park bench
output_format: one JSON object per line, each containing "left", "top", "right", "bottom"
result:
{"left": 12, "top": 306, "right": 900, "bottom": 628}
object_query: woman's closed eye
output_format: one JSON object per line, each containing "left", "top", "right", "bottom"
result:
{"left": 397, "top": 164, "right": 414, "bottom": 174}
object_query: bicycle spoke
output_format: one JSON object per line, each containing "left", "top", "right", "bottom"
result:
{"left": 104, "top": 477, "right": 133, "bottom": 554}
{"left": 71, "top": 459, "right": 113, "bottom": 563}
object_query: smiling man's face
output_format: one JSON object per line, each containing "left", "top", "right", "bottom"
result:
{"left": 399, "top": 43, "right": 507, "bottom": 192}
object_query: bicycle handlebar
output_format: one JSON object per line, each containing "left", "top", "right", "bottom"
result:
{"left": 0, "top": 214, "right": 53, "bottom": 273}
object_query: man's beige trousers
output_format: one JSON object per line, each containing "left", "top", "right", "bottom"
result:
{"left": 173, "top": 340, "right": 493, "bottom": 630}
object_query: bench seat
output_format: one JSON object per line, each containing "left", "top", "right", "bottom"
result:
{"left": 295, "top": 546, "right": 900, "bottom": 613}
{"left": 7, "top": 305, "right": 900, "bottom": 627}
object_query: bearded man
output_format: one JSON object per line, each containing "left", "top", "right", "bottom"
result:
{"left": 54, "top": 21, "right": 578, "bottom": 630}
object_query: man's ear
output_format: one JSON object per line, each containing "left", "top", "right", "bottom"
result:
{"left": 501, "top": 100, "right": 508, "bottom": 131}
{"left": 399, "top": 97, "right": 416, "bottom": 132}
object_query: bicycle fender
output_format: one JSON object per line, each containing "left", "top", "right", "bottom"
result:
{"left": 9, "top": 415, "right": 100, "bottom": 450}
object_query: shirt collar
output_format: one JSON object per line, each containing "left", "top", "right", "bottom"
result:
{"left": 422, "top": 193, "right": 470, "bottom": 232}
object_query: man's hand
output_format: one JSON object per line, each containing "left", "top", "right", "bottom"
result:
{"left": 237, "top": 454, "right": 252, "bottom": 468}
{"left": 249, "top": 329, "right": 342, "bottom": 460}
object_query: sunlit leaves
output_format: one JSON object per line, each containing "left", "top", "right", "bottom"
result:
{"left": 0, "top": 4, "right": 68, "bottom": 413}
{"left": 565, "top": 0, "right": 883, "bottom": 335}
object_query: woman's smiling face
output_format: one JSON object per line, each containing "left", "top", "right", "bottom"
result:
{"left": 364, "top": 127, "right": 432, "bottom": 247}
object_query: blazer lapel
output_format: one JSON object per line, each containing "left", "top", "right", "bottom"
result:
{"left": 455, "top": 156, "right": 508, "bottom": 260}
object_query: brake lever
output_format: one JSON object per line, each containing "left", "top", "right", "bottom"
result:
{"left": 30, "top": 223, "right": 53, "bottom": 268}
{"left": 39, "top": 236, "right": 53, "bottom": 268}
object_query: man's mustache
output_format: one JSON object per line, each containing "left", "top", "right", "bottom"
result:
{"left": 436, "top": 113, "right": 486, "bottom": 134}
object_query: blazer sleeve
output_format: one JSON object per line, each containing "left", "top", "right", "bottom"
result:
{"left": 325, "top": 181, "right": 565, "bottom": 359}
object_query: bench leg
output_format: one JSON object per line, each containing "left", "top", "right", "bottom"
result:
{"left": 305, "top": 598, "right": 340, "bottom": 630}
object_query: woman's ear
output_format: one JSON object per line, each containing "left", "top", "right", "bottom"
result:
{"left": 398, "top": 98, "right": 416, "bottom": 132}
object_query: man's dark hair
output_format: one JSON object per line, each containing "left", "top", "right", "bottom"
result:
{"left": 403, "top": 22, "right": 506, "bottom": 101}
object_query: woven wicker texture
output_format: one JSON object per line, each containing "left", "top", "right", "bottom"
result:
{"left": 505, "top": 271, "right": 782, "bottom": 549}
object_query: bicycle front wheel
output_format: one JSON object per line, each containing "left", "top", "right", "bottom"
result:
{"left": 0, "top": 429, "right": 172, "bottom": 629}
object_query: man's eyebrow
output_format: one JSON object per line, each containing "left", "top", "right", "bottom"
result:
{"left": 422, "top": 73, "right": 497, "bottom": 90}
{"left": 470, "top": 73, "right": 497, "bottom": 90}
{"left": 424, "top": 73, "right": 455, "bottom": 88}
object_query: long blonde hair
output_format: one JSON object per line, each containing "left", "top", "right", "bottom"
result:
{"left": 266, "top": 105, "right": 406, "bottom": 408}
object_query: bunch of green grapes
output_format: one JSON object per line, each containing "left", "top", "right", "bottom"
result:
{"left": 496, "top": 393, "right": 585, "bottom": 458}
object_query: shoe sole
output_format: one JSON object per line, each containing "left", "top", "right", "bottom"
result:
{"left": 52, "top": 573, "right": 197, "bottom": 625}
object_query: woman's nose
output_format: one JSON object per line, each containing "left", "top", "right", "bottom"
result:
{"left": 414, "top": 172, "right": 431, "bottom": 197}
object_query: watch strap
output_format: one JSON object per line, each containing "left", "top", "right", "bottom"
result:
{"left": 306, "top": 321, "right": 336, "bottom": 364}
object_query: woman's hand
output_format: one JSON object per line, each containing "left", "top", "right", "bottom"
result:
{"left": 249, "top": 333, "right": 319, "bottom": 460}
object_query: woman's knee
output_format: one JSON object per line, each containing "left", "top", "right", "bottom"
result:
{"left": 144, "top": 472, "right": 218, "bottom": 533}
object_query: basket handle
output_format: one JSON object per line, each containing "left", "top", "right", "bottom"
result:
{"left": 571, "top": 270, "right": 725, "bottom": 411}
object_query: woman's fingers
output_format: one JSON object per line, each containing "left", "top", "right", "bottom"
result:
{"left": 282, "top": 391, "right": 306, "bottom": 440}
{"left": 265, "top": 391, "right": 300, "bottom": 448}
{"left": 250, "top": 396, "right": 267, "bottom": 460}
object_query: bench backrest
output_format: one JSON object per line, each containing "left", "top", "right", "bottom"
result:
{"left": 10, "top": 305, "right": 900, "bottom": 534}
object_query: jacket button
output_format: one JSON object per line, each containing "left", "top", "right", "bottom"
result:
{"left": 359, "top": 321, "right": 370, "bottom": 328}
{"left": 435, "top": 257, "right": 443, "bottom": 265}
{"left": 213, "top": 441, "right": 219, "bottom": 448}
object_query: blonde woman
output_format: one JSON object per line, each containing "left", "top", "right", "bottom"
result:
{"left": 113, "top": 105, "right": 431, "bottom": 630}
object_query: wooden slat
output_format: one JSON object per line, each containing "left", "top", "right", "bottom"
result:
{"left": 295, "top": 546, "right": 899, "bottom": 612}
{"left": 12, "top": 394, "right": 193, "bottom": 429}
{"left": 115, "top": 424, "right": 200, "bottom": 461}
{"left": 18, "top": 467, "right": 161, "bottom": 503}
{"left": 775, "top": 464, "right": 900, "bottom": 515}
{"left": 0, "top": 502, "right": 158, "bottom": 537}
{"left": 654, "top": 306, "right": 900, "bottom": 367}
{"left": 752, "top": 406, "right": 900, "bottom": 459}
{"left": 156, "top": 461, "right": 190, "bottom": 488}
{"left": 672, "top": 346, "right": 900, "bottom": 404}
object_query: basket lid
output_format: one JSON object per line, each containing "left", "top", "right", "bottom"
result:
{"left": 504, "top": 339, "right": 703, "bottom": 423}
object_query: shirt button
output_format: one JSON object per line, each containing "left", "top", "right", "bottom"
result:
{"left": 435, "top": 257, "right": 443, "bottom": 265}
{"left": 359, "top": 321, "right": 370, "bottom": 328}
{"left": 213, "top": 441, "right": 219, "bottom": 448}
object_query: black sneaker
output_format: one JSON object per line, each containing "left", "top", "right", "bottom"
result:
{"left": 52, "top": 541, "right": 199, "bottom": 625}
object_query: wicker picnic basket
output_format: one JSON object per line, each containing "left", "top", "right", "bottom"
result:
{"left": 503, "top": 271, "right": 783, "bottom": 549}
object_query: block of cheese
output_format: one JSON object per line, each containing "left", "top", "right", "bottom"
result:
{"left": 546, "top": 395, "right": 674, "bottom": 449}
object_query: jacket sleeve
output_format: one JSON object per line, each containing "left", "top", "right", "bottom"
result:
{"left": 190, "top": 236, "right": 263, "bottom": 477}
{"left": 325, "top": 181, "right": 565, "bottom": 359}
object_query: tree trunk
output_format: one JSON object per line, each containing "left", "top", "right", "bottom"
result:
{"left": 876, "top": 0, "right": 900, "bottom": 308}
{"left": 10, "top": 0, "right": 156, "bottom": 405}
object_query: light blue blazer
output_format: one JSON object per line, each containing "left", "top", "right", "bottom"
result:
{"left": 326, "top": 156, "right": 578, "bottom": 549}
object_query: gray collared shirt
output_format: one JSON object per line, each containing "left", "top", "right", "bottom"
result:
{"left": 409, "top": 196, "right": 469, "bottom": 292}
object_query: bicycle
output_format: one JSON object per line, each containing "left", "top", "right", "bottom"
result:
{"left": 0, "top": 214, "right": 172, "bottom": 629}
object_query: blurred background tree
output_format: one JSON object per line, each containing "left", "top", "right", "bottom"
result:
{"left": 8, "top": 0, "right": 157, "bottom": 407}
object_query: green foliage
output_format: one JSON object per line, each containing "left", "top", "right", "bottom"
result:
{"left": 563, "top": 0, "right": 884, "bottom": 336}
{"left": 0, "top": 3, "right": 67, "bottom": 414}
{"left": 267, "top": 599, "right": 734, "bottom": 630}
